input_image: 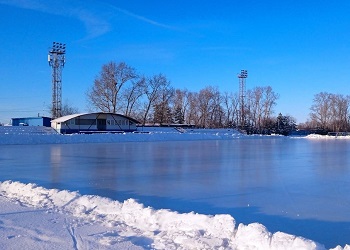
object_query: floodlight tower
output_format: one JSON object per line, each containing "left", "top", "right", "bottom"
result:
{"left": 48, "top": 42, "right": 66, "bottom": 119}
{"left": 238, "top": 69, "right": 248, "bottom": 129}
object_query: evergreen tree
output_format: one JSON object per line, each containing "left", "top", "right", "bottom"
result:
{"left": 153, "top": 101, "right": 173, "bottom": 125}
{"left": 275, "top": 113, "right": 296, "bottom": 135}
{"left": 174, "top": 106, "right": 185, "bottom": 124}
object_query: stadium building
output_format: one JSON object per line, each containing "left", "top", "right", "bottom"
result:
{"left": 51, "top": 112, "right": 140, "bottom": 134}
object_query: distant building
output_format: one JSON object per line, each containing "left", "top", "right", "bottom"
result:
{"left": 11, "top": 116, "right": 51, "bottom": 127}
{"left": 51, "top": 112, "right": 140, "bottom": 134}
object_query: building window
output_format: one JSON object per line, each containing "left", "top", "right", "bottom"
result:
{"left": 75, "top": 119, "right": 96, "bottom": 125}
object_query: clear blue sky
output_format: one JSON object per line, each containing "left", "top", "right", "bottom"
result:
{"left": 1, "top": 0, "right": 350, "bottom": 124}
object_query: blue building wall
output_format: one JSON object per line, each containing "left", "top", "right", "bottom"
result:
{"left": 12, "top": 117, "right": 51, "bottom": 127}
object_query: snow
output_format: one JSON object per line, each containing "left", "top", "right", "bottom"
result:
{"left": 0, "top": 126, "right": 349, "bottom": 249}
{"left": 1, "top": 180, "right": 343, "bottom": 250}
{"left": 306, "top": 134, "right": 350, "bottom": 140}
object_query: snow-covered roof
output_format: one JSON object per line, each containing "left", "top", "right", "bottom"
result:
{"left": 11, "top": 116, "right": 51, "bottom": 120}
{"left": 51, "top": 112, "right": 140, "bottom": 124}
{"left": 51, "top": 113, "right": 86, "bottom": 123}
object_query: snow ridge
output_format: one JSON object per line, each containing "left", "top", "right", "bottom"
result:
{"left": 1, "top": 180, "right": 348, "bottom": 250}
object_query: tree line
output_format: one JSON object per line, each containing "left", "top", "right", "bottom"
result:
{"left": 300, "top": 92, "right": 350, "bottom": 132}
{"left": 85, "top": 61, "right": 299, "bottom": 134}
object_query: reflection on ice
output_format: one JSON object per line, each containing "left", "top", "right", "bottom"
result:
{"left": 1, "top": 128, "right": 350, "bottom": 248}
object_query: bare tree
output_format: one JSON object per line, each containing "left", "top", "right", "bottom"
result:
{"left": 84, "top": 61, "right": 285, "bottom": 130}
{"left": 209, "top": 88, "right": 224, "bottom": 128}
{"left": 249, "top": 87, "right": 264, "bottom": 129}
{"left": 48, "top": 100, "right": 79, "bottom": 117}
{"left": 329, "top": 94, "right": 350, "bottom": 131}
{"left": 186, "top": 92, "right": 200, "bottom": 126}
{"left": 244, "top": 86, "right": 278, "bottom": 132}
{"left": 141, "top": 74, "right": 171, "bottom": 125}
{"left": 86, "top": 61, "right": 137, "bottom": 113}
{"left": 310, "top": 92, "right": 332, "bottom": 130}
{"left": 61, "top": 100, "right": 79, "bottom": 116}
{"left": 197, "top": 86, "right": 222, "bottom": 128}
{"left": 153, "top": 86, "right": 175, "bottom": 124}
{"left": 310, "top": 92, "right": 350, "bottom": 131}
{"left": 262, "top": 86, "right": 279, "bottom": 122}
{"left": 197, "top": 87, "right": 212, "bottom": 128}
{"left": 120, "top": 76, "right": 146, "bottom": 117}
{"left": 222, "top": 91, "right": 239, "bottom": 127}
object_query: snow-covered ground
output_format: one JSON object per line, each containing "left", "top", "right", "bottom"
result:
{"left": 305, "top": 134, "right": 350, "bottom": 140}
{"left": 0, "top": 126, "right": 349, "bottom": 249}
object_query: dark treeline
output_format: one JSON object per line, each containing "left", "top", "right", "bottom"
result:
{"left": 85, "top": 61, "right": 348, "bottom": 134}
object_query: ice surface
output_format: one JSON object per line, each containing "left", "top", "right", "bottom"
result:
{"left": 0, "top": 127, "right": 350, "bottom": 249}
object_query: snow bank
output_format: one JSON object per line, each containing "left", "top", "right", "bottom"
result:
{"left": 306, "top": 134, "right": 350, "bottom": 139}
{"left": 1, "top": 181, "right": 348, "bottom": 250}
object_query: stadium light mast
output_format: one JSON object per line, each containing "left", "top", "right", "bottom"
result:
{"left": 48, "top": 42, "right": 66, "bottom": 119}
{"left": 238, "top": 69, "right": 248, "bottom": 129}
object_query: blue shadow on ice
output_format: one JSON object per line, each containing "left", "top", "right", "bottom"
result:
{"left": 6, "top": 177, "right": 350, "bottom": 249}
{"left": 89, "top": 188, "right": 349, "bottom": 249}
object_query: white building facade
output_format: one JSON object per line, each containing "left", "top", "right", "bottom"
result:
{"left": 51, "top": 112, "right": 139, "bottom": 134}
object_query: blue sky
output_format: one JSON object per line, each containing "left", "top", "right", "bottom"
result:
{"left": 1, "top": 0, "right": 350, "bottom": 124}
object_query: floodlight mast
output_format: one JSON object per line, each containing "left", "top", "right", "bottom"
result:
{"left": 238, "top": 70, "right": 248, "bottom": 129}
{"left": 48, "top": 42, "right": 66, "bottom": 119}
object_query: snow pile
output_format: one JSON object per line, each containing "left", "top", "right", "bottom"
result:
{"left": 1, "top": 180, "right": 348, "bottom": 250}
{"left": 306, "top": 134, "right": 350, "bottom": 139}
